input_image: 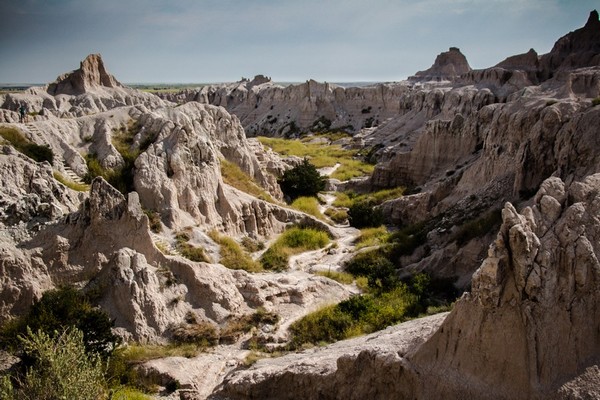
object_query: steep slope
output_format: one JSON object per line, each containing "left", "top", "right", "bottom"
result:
{"left": 213, "top": 173, "right": 600, "bottom": 399}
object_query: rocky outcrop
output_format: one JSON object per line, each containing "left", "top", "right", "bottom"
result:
{"left": 410, "top": 47, "right": 472, "bottom": 81}
{"left": 214, "top": 174, "right": 600, "bottom": 399}
{"left": 47, "top": 53, "right": 122, "bottom": 96}
{"left": 539, "top": 10, "right": 600, "bottom": 80}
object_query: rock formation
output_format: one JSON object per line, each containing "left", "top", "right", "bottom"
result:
{"left": 47, "top": 53, "right": 123, "bottom": 96}
{"left": 410, "top": 47, "right": 472, "bottom": 81}
{"left": 213, "top": 173, "right": 600, "bottom": 399}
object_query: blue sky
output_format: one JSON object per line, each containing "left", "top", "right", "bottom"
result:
{"left": 0, "top": 0, "right": 597, "bottom": 83}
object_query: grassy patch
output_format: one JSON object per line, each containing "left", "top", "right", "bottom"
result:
{"left": 260, "top": 227, "right": 330, "bottom": 271}
{"left": 290, "top": 196, "right": 325, "bottom": 220}
{"left": 289, "top": 286, "right": 417, "bottom": 347}
{"left": 53, "top": 171, "right": 89, "bottom": 191}
{"left": 258, "top": 136, "right": 374, "bottom": 181}
{"left": 315, "top": 270, "right": 354, "bottom": 284}
{"left": 110, "top": 387, "right": 154, "bottom": 400}
{"left": 324, "top": 208, "right": 348, "bottom": 224}
{"left": 0, "top": 126, "right": 53, "bottom": 164}
{"left": 175, "top": 231, "right": 211, "bottom": 263}
{"left": 118, "top": 343, "right": 201, "bottom": 363}
{"left": 355, "top": 226, "right": 390, "bottom": 249}
{"left": 333, "top": 187, "right": 405, "bottom": 208}
{"left": 208, "top": 230, "right": 262, "bottom": 272}
{"left": 241, "top": 236, "right": 265, "bottom": 253}
{"left": 592, "top": 97, "right": 600, "bottom": 106}
{"left": 220, "top": 159, "right": 275, "bottom": 203}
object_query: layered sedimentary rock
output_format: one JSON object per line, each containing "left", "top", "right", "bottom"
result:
{"left": 213, "top": 174, "right": 600, "bottom": 399}
{"left": 47, "top": 53, "right": 123, "bottom": 96}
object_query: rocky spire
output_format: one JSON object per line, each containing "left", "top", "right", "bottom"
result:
{"left": 47, "top": 53, "right": 122, "bottom": 96}
{"left": 410, "top": 47, "right": 472, "bottom": 81}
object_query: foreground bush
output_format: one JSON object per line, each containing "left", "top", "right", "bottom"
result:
{"left": 0, "top": 287, "right": 119, "bottom": 360}
{"left": 0, "top": 328, "right": 106, "bottom": 400}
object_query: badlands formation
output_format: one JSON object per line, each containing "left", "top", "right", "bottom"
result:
{"left": 0, "top": 9, "right": 599, "bottom": 400}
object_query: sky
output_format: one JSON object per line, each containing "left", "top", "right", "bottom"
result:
{"left": 0, "top": 0, "right": 597, "bottom": 84}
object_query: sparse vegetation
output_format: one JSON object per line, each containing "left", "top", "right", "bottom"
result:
{"left": 175, "top": 231, "right": 211, "bottom": 263}
{"left": 260, "top": 227, "right": 330, "bottom": 271}
{"left": 53, "top": 171, "right": 90, "bottom": 191}
{"left": 324, "top": 207, "right": 348, "bottom": 224}
{"left": 241, "top": 236, "right": 265, "bottom": 253}
{"left": 172, "top": 321, "right": 219, "bottom": 347}
{"left": 208, "top": 230, "right": 262, "bottom": 272}
{"left": 278, "top": 158, "right": 326, "bottom": 201}
{"left": 0, "top": 126, "right": 53, "bottom": 164}
{"left": 355, "top": 226, "right": 390, "bottom": 249}
{"left": 258, "top": 136, "right": 374, "bottom": 181}
{"left": 315, "top": 270, "right": 354, "bottom": 284}
{"left": 143, "top": 209, "right": 162, "bottom": 233}
{"left": 0, "top": 327, "right": 107, "bottom": 400}
{"left": 333, "top": 187, "right": 405, "bottom": 208}
{"left": 453, "top": 209, "right": 502, "bottom": 246}
{"left": 592, "top": 97, "right": 600, "bottom": 106}
{"left": 220, "top": 159, "right": 276, "bottom": 203}
{"left": 290, "top": 196, "right": 326, "bottom": 220}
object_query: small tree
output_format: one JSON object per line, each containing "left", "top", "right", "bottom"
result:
{"left": 348, "top": 201, "right": 383, "bottom": 228}
{"left": 4, "top": 328, "right": 106, "bottom": 400}
{"left": 278, "top": 158, "right": 326, "bottom": 201}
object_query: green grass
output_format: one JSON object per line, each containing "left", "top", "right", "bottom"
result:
{"left": 258, "top": 136, "right": 374, "bottom": 181}
{"left": 289, "top": 286, "right": 418, "bottom": 347}
{"left": 324, "top": 208, "right": 348, "bottom": 224}
{"left": 260, "top": 227, "right": 330, "bottom": 271}
{"left": 208, "top": 230, "right": 262, "bottom": 272}
{"left": 118, "top": 343, "right": 201, "bottom": 363}
{"left": 0, "top": 126, "right": 53, "bottom": 164}
{"left": 175, "top": 231, "right": 211, "bottom": 263}
{"left": 355, "top": 226, "right": 390, "bottom": 249}
{"left": 220, "top": 159, "right": 276, "bottom": 203}
{"left": 333, "top": 187, "right": 405, "bottom": 208}
{"left": 315, "top": 270, "right": 354, "bottom": 284}
{"left": 110, "top": 387, "right": 154, "bottom": 400}
{"left": 290, "top": 196, "right": 326, "bottom": 220}
{"left": 53, "top": 171, "right": 90, "bottom": 191}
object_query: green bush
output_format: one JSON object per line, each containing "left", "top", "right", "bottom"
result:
{"left": 344, "top": 251, "right": 399, "bottom": 291}
{"left": 0, "top": 287, "right": 120, "bottom": 360}
{"left": 2, "top": 328, "right": 106, "bottom": 400}
{"left": 324, "top": 208, "right": 348, "bottom": 224}
{"left": 259, "top": 245, "right": 290, "bottom": 272}
{"left": 0, "top": 127, "right": 53, "bottom": 164}
{"left": 348, "top": 201, "right": 383, "bottom": 228}
{"left": 278, "top": 158, "right": 326, "bottom": 201}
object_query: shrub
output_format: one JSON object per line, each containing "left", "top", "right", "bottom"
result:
{"left": 278, "top": 158, "right": 326, "bottom": 201}
{"left": 259, "top": 245, "right": 290, "bottom": 272}
{"left": 344, "top": 251, "right": 399, "bottom": 291}
{"left": 324, "top": 208, "right": 348, "bottom": 224}
{"left": 143, "top": 209, "right": 162, "bottom": 233}
{"left": 290, "top": 196, "right": 325, "bottom": 220}
{"left": 209, "top": 231, "right": 262, "bottom": 272}
{"left": 0, "top": 287, "right": 120, "bottom": 360}
{"left": 0, "top": 127, "right": 54, "bottom": 164}
{"left": 3, "top": 328, "right": 107, "bottom": 400}
{"left": 453, "top": 209, "right": 502, "bottom": 246}
{"left": 241, "top": 236, "right": 265, "bottom": 252}
{"left": 172, "top": 321, "right": 219, "bottom": 346}
{"left": 592, "top": 97, "right": 600, "bottom": 106}
{"left": 84, "top": 153, "right": 135, "bottom": 195}
{"left": 175, "top": 231, "right": 211, "bottom": 263}
{"left": 348, "top": 201, "right": 383, "bottom": 228}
